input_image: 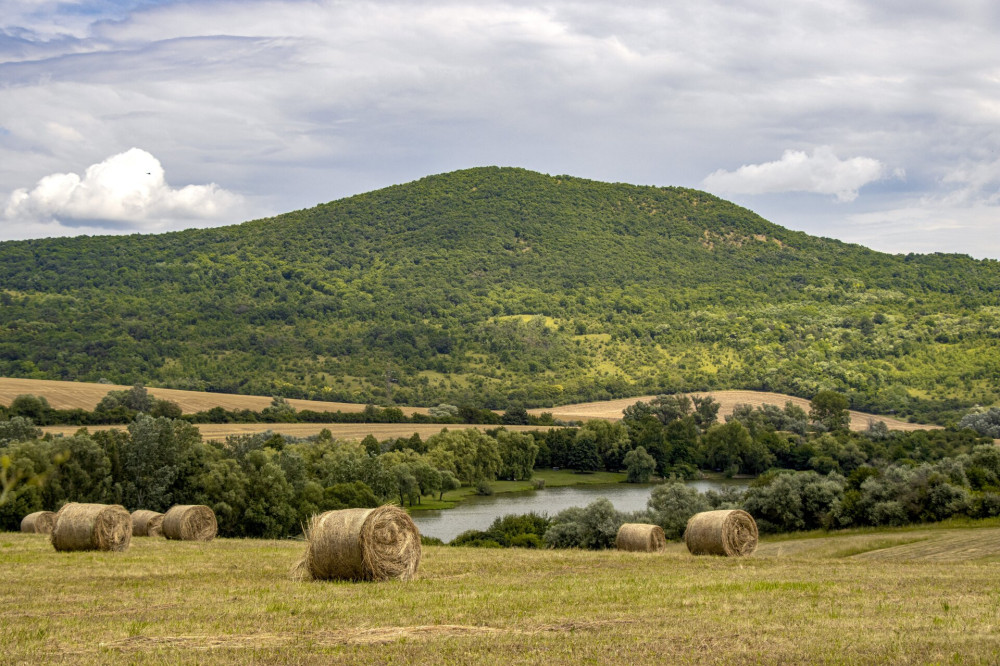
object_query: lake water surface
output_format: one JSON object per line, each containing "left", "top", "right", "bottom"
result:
{"left": 411, "top": 478, "right": 750, "bottom": 542}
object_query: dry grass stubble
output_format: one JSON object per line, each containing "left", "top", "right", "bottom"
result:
{"left": 2, "top": 523, "right": 999, "bottom": 664}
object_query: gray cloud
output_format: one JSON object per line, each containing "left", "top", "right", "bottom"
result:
{"left": 0, "top": 0, "right": 998, "bottom": 256}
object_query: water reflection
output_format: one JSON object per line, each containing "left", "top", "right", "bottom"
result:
{"left": 411, "top": 478, "right": 750, "bottom": 542}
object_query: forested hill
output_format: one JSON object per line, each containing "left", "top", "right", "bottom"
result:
{"left": 1, "top": 167, "right": 998, "bottom": 422}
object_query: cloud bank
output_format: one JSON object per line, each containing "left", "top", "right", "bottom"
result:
{"left": 2, "top": 148, "right": 242, "bottom": 238}
{"left": 0, "top": 1, "right": 999, "bottom": 256}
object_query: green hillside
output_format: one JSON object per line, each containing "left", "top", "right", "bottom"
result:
{"left": 1, "top": 167, "right": 998, "bottom": 421}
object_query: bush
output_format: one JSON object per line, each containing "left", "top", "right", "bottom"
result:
{"left": 544, "top": 498, "right": 623, "bottom": 549}
{"left": 450, "top": 512, "right": 550, "bottom": 548}
{"left": 959, "top": 407, "right": 1000, "bottom": 438}
{"left": 644, "top": 480, "right": 709, "bottom": 539}
{"left": 450, "top": 530, "right": 502, "bottom": 548}
{"left": 742, "top": 471, "right": 845, "bottom": 533}
{"left": 0, "top": 416, "right": 41, "bottom": 445}
{"left": 510, "top": 533, "right": 544, "bottom": 548}
{"left": 624, "top": 446, "right": 656, "bottom": 483}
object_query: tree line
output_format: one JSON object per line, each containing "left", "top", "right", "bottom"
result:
{"left": 0, "top": 412, "right": 542, "bottom": 537}
{"left": 2, "top": 390, "right": 996, "bottom": 541}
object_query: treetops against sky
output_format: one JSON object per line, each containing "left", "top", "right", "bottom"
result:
{"left": 2, "top": 0, "right": 1000, "bottom": 257}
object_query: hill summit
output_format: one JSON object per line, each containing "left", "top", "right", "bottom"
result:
{"left": 0, "top": 167, "right": 997, "bottom": 421}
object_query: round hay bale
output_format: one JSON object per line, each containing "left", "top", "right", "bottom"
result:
{"left": 162, "top": 505, "right": 217, "bottom": 541}
{"left": 20, "top": 511, "right": 57, "bottom": 534}
{"left": 131, "top": 510, "right": 165, "bottom": 537}
{"left": 616, "top": 523, "right": 666, "bottom": 552}
{"left": 684, "top": 509, "right": 758, "bottom": 557}
{"left": 50, "top": 503, "right": 132, "bottom": 552}
{"left": 292, "top": 505, "right": 421, "bottom": 582}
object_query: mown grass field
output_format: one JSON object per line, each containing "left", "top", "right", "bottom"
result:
{"left": 3, "top": 520, "right": 999, "bottom": 664}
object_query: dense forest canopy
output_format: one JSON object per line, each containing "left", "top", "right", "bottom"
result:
{"left": 1, "top": 167, "right": 998, "bottom": 422}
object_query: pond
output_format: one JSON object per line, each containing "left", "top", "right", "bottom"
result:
{"left": 410, "top": 478, "right": 750, "bottom": 542}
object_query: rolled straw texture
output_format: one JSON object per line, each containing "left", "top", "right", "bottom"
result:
{"left": 50, "top": 503, "right": 132, "bottom": 552}
{"left": 616, "top": 523, "right": 667, "bottom": 552}
{"left": 292, "top": 505, "right": 421, "bottom": 582}
{"left": 131, "top": 510, "right": 165, "bottom": 537}
{"left": 162, "top": 505, "right": 217, "bottom": 541}
{"left": 684, "top": 509, "right": 758, "bottom": 557}
{"left": 20, "top": 511, "right": 57, "bottom": 534}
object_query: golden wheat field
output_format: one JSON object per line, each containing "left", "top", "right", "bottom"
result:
{"left": 2, "top": 520, "right": 999, "bottom": 664}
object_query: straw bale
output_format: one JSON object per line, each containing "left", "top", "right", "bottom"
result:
{"left": 615, "top": 523, "right": 667, "bottom": 552}
{"left": 131, "top": 510, "right": 165, "bottom": 537}
{"left": 292, "top": 505, "right": 421, "bottom": 582}
{"left": 50, "top": 503, "right": 132, "bottom": 552}
{"left": 684, "top": 509, "right": 758, "bottom": 557}
{"left": 20, "top": 511, "right": 57, "bottom": 534}
{"left": 162, "top": 505, "right": 217, "bottom": 541}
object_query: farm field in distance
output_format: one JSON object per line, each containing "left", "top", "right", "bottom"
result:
{"left": 39, "top": 422, "right": 548, "bottom": 442}
{"left": 3, "top": 520, "right": 999, "bottom": 664}
{"left": 2, "top": 377, "right": 939, "bottom": 442}
{"left": 0, "top": 377, "right": 432, "bottom": 416}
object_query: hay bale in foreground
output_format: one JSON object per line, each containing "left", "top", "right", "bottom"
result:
{"left": 162, "top": 505, "right": 217, "bottom": 541}
{"left": 131, "top": 510, "right": 165, "bottom": 537}
{"left": 684, "top": 509, "right": 758, "bottom": 557}
{"left": 616, "top": 523, "right": 666, "bottom": 552}
{"left": 20, "top": 511, "right": 57, "bottom": 534}
{"left": 292, "top": 506, "right": 421, "bottom": 582}
{"left": 50, "top": 503, "right": 132, "bottom": 552}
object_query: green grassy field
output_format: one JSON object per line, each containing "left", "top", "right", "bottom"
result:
{"left": 3, "top": 520, "right": 1000, "bottom": 664}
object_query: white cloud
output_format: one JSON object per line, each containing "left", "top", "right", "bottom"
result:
{"left": 2, "top": 148, "right": 243, "bottom": 236}
{"left": 701, "top": 147, "right": 891, "bottom": 202}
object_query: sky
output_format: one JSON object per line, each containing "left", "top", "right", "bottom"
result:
{"left": 1, "top": 0, "right": 999, "bottom": 258}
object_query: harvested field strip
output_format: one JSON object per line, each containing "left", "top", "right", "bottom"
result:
{"left": 0, "top": 377, "right": 429, "bottom": 416}
{"left": 40, "top": 422, "right": 551, "bottom": 442}
{"left": 754, "top": 524, "right": 1000, "bottom": 561}
{"left": 6, "top": 377, "right": 934, "bottom": 432}
{"left": 849, "top": 530, "right": 1000, "bottom": 561}
{"left": 527, "top": 390, "right": 938, "bottom": 432}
